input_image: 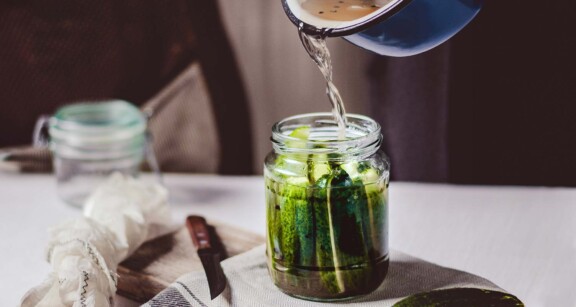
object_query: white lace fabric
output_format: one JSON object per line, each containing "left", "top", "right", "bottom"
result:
{"left": 20, "top": 173, "right": 172, "bottom": 307}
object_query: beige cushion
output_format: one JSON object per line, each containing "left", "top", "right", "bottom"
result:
{"left": 143, "top": 63, "right": 220, "bottom": 173}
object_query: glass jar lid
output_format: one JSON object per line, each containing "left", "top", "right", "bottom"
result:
{"left": 49, "top": 100, "right": 146, "bottom": 146}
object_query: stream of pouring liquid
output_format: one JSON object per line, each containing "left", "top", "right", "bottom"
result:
{"left": 299, "top": 29, "right": 348, "bottom": 139}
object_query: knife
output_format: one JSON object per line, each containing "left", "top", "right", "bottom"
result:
{"left": 186, "top": 215, "right": 227, "bottom": 299}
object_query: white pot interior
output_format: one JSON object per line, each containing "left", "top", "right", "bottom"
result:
{"left": 285, "top": 0, "right": 401, "bottom": 30}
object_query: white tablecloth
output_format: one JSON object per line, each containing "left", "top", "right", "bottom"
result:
{"left": 1, "top": 173, "right": 575, "bottom": 307}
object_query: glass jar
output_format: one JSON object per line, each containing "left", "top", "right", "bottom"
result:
{"left": 42, "top": 100, "right": 149, "bottom": 207}
{"left": 264, "top": 112, "right": 390, "bottom": 301}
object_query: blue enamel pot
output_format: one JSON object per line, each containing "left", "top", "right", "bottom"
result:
{"left": 282, "top": 0, "right": 483, "bottom": 57}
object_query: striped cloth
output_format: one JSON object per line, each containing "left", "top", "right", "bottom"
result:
{"left": 142, "top": 245, "right": 517, "bottom": 307}
{"left": 0, "top": 146, "right": 51, "bottom": 173}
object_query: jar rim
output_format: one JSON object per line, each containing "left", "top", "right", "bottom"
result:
{"left": 271, "top": 112, "right": 382, "bottom": 157}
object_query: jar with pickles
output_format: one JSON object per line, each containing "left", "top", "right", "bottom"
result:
{"left": 264, "top": 112, "right": 390, "bottom": 301}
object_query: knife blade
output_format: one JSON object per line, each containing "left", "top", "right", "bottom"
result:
{"left": 186, "top": 215, "right": 227, "bottom": 300}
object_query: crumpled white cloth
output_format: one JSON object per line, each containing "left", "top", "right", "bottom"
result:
{"left": 20, "top": 173, "right": 172, "bottom": 307}
{"left": 144, "top": 245, "right": 518, "bottom": 307}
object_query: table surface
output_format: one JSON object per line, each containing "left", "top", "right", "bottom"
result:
{"left": 1, "top": 173, "right": 575, "bottom": 307}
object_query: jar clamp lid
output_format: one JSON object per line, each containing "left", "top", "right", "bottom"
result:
{"left": 47, "top": 100, "right": 147, "bottom": 160}
{"left": 49, "top": 100, "right": 146, "bottom": 146}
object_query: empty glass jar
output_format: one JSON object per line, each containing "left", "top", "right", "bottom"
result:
{"left": 264, "top": 113, "right": 390, "bottom": 301}
{"left": 39, "top": 100, "right": 151, "bottom": 207}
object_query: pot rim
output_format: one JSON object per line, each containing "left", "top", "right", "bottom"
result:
{"left": 281, "top": 0, "right": 413, "bottom": 37}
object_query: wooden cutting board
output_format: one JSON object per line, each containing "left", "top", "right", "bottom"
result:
{"left": 117, "top": 221, "right": 265, "bottom": 303}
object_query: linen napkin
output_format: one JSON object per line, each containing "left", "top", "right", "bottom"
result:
{"left": 0, "top": 146, "right": 52, "bottom": 173}
{"left": 144, "top": 245, "right": 523, "bottom": 307}
{"left": 20, "top": 173, "right": 172, "bottom": 307}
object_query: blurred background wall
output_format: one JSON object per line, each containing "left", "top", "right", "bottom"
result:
{"left": 219, "top": 0, "right": 576, "bottom": 186}
{"left": 0, "top": 0, "right": 372, "bottom": 176}
{"left": 1, "top": 0, "right": 575, "bottom": 186}
{"left": 217, "top": 0, "right": 375, "bottom": 175}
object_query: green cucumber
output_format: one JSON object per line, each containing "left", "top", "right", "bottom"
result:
{"left": 308, "top": 153, "right": 331, "bottom": 183}
{"left": 267, "top": 126, "right": 389, "bottom": 297}
{"left": 274, "top": 127, "right": 310, "bottom": 178}
{"left": 341, "top": 161, "right": 388, "bottom": 256}
{"left": 392, "top": 288, "right": 524, "bottom": 307}
{"left": 265, "top": 177, "right": 281, "bottom": 262}
{"left": 277, "top": 176, "right": 308, "bottom": 266}
{"left": 288, "top": 126, "right": 310, "bottom": 143}
{"left": 312, "top": 174, "right": 343, "bottom": 293}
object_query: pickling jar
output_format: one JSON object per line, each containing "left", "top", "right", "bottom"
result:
{"left": 35, "top": 100, "right": 158, "bottom": 207}
{"left": 264, "top": 112, "right": 390, "bottom": 301}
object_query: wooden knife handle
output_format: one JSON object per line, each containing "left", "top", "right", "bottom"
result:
{"left": 186, "top": 215, "right": 212, "bottom": 250}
